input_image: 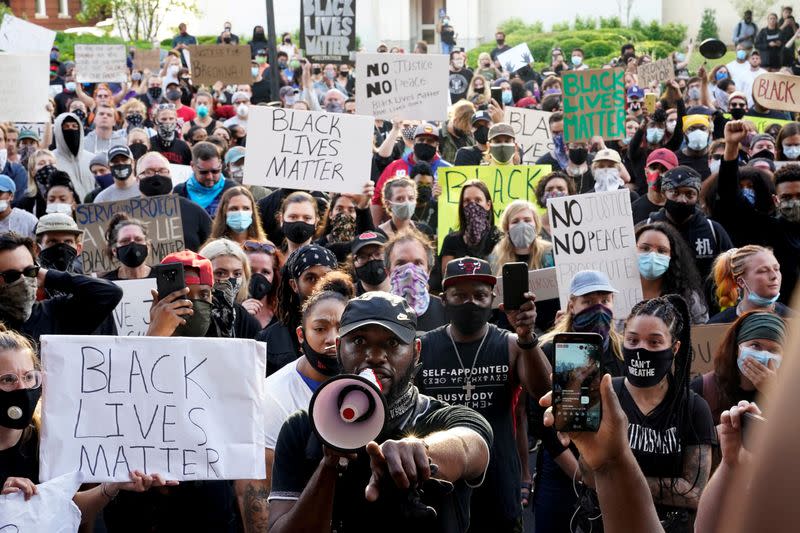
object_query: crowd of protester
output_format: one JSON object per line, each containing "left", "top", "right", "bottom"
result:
{"left": 0, "top": 11, "right": 799, "bottom": 533}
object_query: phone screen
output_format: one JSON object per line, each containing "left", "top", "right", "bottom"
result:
{"left": 554, "top": 340, "right": 602, "bottom": 431}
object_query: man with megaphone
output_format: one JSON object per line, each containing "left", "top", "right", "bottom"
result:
{"left": 268, "top": 292, "right": 493, "bottom": 532}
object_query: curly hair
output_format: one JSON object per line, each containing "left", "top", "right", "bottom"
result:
{"left": 534, "top": 171, "right": 576, "bottom": 209}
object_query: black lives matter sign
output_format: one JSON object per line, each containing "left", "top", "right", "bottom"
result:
{"left": 300, "top": 0, "right": 356, "bottom": 63}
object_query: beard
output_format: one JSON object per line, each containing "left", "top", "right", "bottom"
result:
{"left": 385, "top": 359, "right": 418, "bottom": 405}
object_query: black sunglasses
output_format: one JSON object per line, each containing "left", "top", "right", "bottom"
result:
{"left": 0, "top": 265, "right": 40, "bottom": 284}
{"left": 243, "top": 241, "right": 277, "bottom": 254}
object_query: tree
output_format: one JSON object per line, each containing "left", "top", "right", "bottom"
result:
{"left": 728, "top": 0, "right": 778, "bottom": 21}
{"left": 697, "top": 8, "right": 719, "bottom": 41}
{"left": 78, "top": 0, "right": 198, "bottom": 42}
{"left": 616, "top": 0, "right": 636, "bottom": 26}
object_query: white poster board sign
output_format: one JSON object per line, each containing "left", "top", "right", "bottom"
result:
{"left": 112, "top": 278, "right": 156, "bottom": 336}
{"left": 355, "top": 52, "right": 450, "bottom": 121}
{"left": 0, "top": 53, "right": 50, "bottom": 122}
{"left": 0, "top": 471, "right": 83, "bottom": 533}
{"left": 548, "top": 189, "right": 642, "bottom": 317}
{"left": 14, "top": 122, "right": 47, "bottom": 142}
{"left": 493, "top": 267, "right": 559, "bottom": 309}
{"left": 169, "top": 164, "right": 194, "bottom": 185}
{"left": 75, "top": 45, "right": 128, "bottom": 83}
{"left": 0, "top": 14, "right": 56, "bottom": 54}
{"left": 243, "top": 106, "right": 373, "bottom": 194}
{"left": 39, "top": 335, "right": 267, "bottom": 482}
{"left": 497, "top": 43, "right": 533, "bottom": 73}
{"left": 505, "top": 108, "right": 553, "bottom": 165}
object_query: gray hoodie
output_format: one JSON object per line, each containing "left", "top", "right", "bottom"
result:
{"left": 52, "top": 113, "right": 96, "bottom": 201}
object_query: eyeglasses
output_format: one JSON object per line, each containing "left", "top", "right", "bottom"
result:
{"left": 157, "top": 103, "right": 176, "bottom": 111}
{"left": 139, "top": 168, "right": 171, "bottom": 178}
{"left": 0, "top": 370, "right": 42, "bottom": 392}
{"left": 243, "top": 241, "right": 277, "bottom": 254}
{"left": 0, "top": 265, "right": 39, "bottom": 284}
{"left": 196, "top": 167, "right": 222, "bottom": 176}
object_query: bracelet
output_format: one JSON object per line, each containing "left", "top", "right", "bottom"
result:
{"left": 101, "top": 482, "right": 119, "bottom": 500}
{"left": 516, "top": 334, "right": 538, "bottom": 350}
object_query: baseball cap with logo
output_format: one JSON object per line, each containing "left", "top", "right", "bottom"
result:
{"left": 107, "top": 145, "right": 133, "bottom": 162}
{"left": 339, "top": 292, "right": 418, "bottom": 344}
{"left": 161, "top": 250, "right": 213, "bottom": 286}
{"left": 442, "top": 257, "right": 496, "bottom": 289}
{"left": 413, "top": 123, "right": 440, "bottom": 140}
{"left": 351, "top": 231, "right": 387, "bottom": 254}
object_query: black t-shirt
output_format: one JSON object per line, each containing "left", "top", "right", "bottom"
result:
{"left": 258, "top": 321, "right": 299, "bottom": 376}
{"left": 490, "top": 45, "right": 511, "bottom": 61}
{"left": 440, "top": 227, "right": 502, "bottom": 263}
{"left": 417, "top": 324, "right": 520, "bottom": 526}
{"left": 441, "top": 26, "right": 456, "bottom": 45}
{"left": 176, "top": 196, "right": 213, "bottom": 252}
{"left": 613, "top": 377, "right": 716, "bottom": 479}
{"left": 675, "top": 150, "right": 711, "bottom": 180}
{"left": 270, "top": 394, "right": 493, "bottom": 533}
{"left": 690, "top": 373, "right": 757, "bottom": 425}
{"left": 453, "top": 146, "right": 484, "bottom": 166}
{"left": 448, "top": 68, "right": 473, "bottom": 104}
{"left": 149, "top": 135, "right": 192, "bottom": 165}
{"left": 418, "top": 295, "right": 447, "bottom": 333}
{"left": 707, "top": 302, "right": 793, "bottom": 324}
{"left": 0, "top": 426, "right": 39, "bottom": 487}
{"left": 631, "top": 195, "right": 661, "bottom": 225}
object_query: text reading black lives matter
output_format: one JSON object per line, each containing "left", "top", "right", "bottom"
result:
{"left": 267, "top": 108, "right": 345, "bottom": 183}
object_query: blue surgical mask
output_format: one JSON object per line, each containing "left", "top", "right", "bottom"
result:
{"left": 741, "top": 187, "right": 756, "bottom": 205}
{"left": 197, "top": 104, "right": 209, "bottom": 118}
{"left": 251, "top": 67, "right": 259, "bottom": 77}
{"left": 65, "top": 81, "right": 76, "bottom": 92}
{"left": 742, "top": 278, "right": 780, "bottom": 306}
{"left": 736, "top": 50, "right": 747, "bottom": 61}
{"left": 737, "top": 345, "right": 781, "bottom": 373}
{"left": 783, "top": 144, "right": 800, "bottom": 160}
{"left": 646, "top": 127, "right": 665, "bottom": 144}
{"left": 226, "top": 211, "right": 253, "bottom": 232}
{"left": 715, "top": 70, "right": 728, "bottom": 81}
{"left": 676, "top": 53, "right": 686, "bottom": 62}
{"left": 638, "top": 252, "right": 671, "bottom": 280}
{"left": 502, "top": 90, "right": 513, "bottom": 105}
{"left": 571, "top": 55, "right": 582, "bottom": 66}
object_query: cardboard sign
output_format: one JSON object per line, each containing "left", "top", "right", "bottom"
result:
{"left": 74, "top": 194, "right": 185, "bottom": 274}
{"left": 187, "top": 45, "right": 252, "bottom": 86}
{"left": 752, "top": 72, "right": 800, "bottom": 113}
{"left": 243, "top": 106, "right": 373, "bottom": 194}
{"left": 563, "top": 68, "right": 626, "bottom": 142}
{"left": 300, "top": 0, "right": 356, "bottom": 63}
{"left": 437, "top": 165, "right": 550, "bottom": 251}
{"left": 0, "top": 53, "right": 50, "bottom": 123}
{"left": 0, "top": 14, "right": 56, "bottom": 54}
{"left": 548, "top": 189, "right": 642, "bottom": 318}
{"left": 39, "top": 335, "right": 267, "bottom": 482}
{"left": 112, "top": 279, "right": 157, "bottom": 336}
{"left": 637, "top": 57, "right": 675, "bottom": 88}
{"left": 75, "top": 45, "right": 128, "bottom": 83}
{"left": 133, "top": 48, "right": 161, "bottom": 72}
{"left": 0, "top": 472, "right": 83, "bottom": 532}
{"left": 690, "top": 323, "right": 729, "bottom": 377}
{"left": 497, "top": 43, "right": 533, "bottom": 74}
{"left": 723, "top": 112, "right": 791, "bottom": 133}
{"left": 505, "top": 108, "right": 553, "bottom": 164}
{"left": 493, "top": 267, "right": 559, "bottom": 309}
{"left": 355, "top": 52, "right": 450, "bottom": 121}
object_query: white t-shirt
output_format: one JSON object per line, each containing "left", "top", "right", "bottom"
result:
{"left": 726, "top": 59, "right": 751, "bottom": 89}
{"left": 0, "top": 208, "right": 38, "bottom": 238}
{"left": 263, "top": 361, "right": 315, "bottom": 449}
{"left": 738, "top": 67, "right": 767, "bottom": 107}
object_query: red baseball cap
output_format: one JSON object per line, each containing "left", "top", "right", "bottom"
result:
{"left": 161, "top": 250, "right": 213, "bottom": 286}
{"left": 646, "top": 148, "right": 678, "bottom": 171}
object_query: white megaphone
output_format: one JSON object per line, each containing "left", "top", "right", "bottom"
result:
{"left": 309, "top": 368, "right": 388, "bottom": 453}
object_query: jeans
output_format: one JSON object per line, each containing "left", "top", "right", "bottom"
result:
{"left": 533, "top": 450, "right": 577, "bottom": 533}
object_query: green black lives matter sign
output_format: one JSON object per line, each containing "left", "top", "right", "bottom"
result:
{"left": 300, "top": 0, "right": 356, "bottom": 64}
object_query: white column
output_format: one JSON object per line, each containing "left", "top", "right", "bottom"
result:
{"left": 35, "top": 0, "right": 47, "bottom": 18}
{"left": 59, "top": 0, "right": 70, "bottom": 18}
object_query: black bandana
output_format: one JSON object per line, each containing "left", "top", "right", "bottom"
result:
{"left": 288, "top": 244, "right": 338, "bottom": 279}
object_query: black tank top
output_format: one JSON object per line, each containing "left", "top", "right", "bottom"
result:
{"left": 190, "top": 120, "right": 217, "bottom": 136}
{"left": 418, "top": 324, "right": 520, "bottom": 525}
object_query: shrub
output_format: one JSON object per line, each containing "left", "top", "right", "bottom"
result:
{"left": 697, "top": 8, "right": 719, "bottom": 41}
{"left": 599, "top": 16, "right": 622, "bottom": 29}
{"left": 574, "top": 16, "right": 597, "bottom": 30}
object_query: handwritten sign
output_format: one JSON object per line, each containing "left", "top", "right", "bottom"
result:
{"left": 548, "top": 189, "right": 642, "bottom": 318}
{"left": 75, "top": 194, "right": 185, "bottom": 274}
{"left": 243, "top": 106, "right": 373, "bottom": 194}
{"left": 723, "top": 113, "right": 790, "bottom": 133}
{"left": 563, "top": 68, "right": 625, "bottom": 142}
{"left": 437, "top": 165, "right": 550, "bottom": 251}
{"left": 133, "top": 48, "right": 161, "bottom": 72}
{"left": 14, "top": 122, "right": 46, "bottom": 142}
{"left": 690, "top": 323, "right": 729, "bottom": 377}
{"left": 0, "top": 54, "right": 49, "bottom": 123}
{"left": 637, "top": 57, "right": 675, "bottom": 88}
{"left": 112, "top": 279, "right": 156, "bottom": 336}
{"left": 187, "top": 45, "right": 252, "bottom": 86}
{"left": 355, "top": 52, "right": 449, "bottom": 121}
{"left": 39, "top": 335, "right": 267, "bottom": 482}
{"left": 505, "top": 108, "right": 553, "bottom": 164}
{"left": 497, "top": 43, "right": 533, "bottom": 74}
{"left": 0, "top": 14, "right": 56, "bottom": 54}
{"left": 752, "top": 72, "right": 800, "bottom": 113}
{"left": 0, "top": 472, "right": 83, "bottom": 532}
{"left": 75, "top": 45, "right": 128, "bottom": 83}
{"left": 493, "top": 267, "right": 559, "bottom": 309}
{"left": 300, "top": 0, "right": 356, "bottom": 63}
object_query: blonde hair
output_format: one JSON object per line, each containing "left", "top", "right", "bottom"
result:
{"left": 198, "top": 238, "right": 251, "bottom": 303}
{"left": 26, "top": 149, "right": 56, "bottom": 198}
{"left": 490, "top": 200, "right": 552, "bottom": 274}
{"left": 467, "top": 74, "right": 491, "bottom": 104}
{"left": 449, "top": 99, "right": 475, "bottom": 133}
{"left": 712, "top": 245, "right": 775, "bottom": 309}
{"left": 120, "top": 98, "right": 147, "bottom": 116}
{"left": 0, "top": 324, "right": 41, "bottom": 437}
{"left": 539, "top": 297, "right": 623, "bottom": 360}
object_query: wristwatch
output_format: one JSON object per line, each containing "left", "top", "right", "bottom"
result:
{"left": 516, "top": 334, "right": 538, "bottom": 350}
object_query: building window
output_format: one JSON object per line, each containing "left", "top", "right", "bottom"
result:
{"left": 59, "top": 0, "right": 69, "bottom": 17}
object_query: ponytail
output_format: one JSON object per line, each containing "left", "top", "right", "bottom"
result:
{"left": 712, "top": 248, "right": 738, "bottom": 309}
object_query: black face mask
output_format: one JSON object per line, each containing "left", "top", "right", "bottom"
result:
{"left": 664, "top": 199, "right": 696, "bottom": 223}
{"left": 356, "top": 259, "right": 388, "bottom": 286}
{"left": 417, "top": 184, "right": 433, "bottom": 204}
{"left": 750, "top": 148, "right": 775, "bottom": 161}
{"left": 0, "top": 387, "right": 41, "bottom": 429}
{"left": 72, "top": 109, "right": 87, "bottom": 123}
{"left": 302, "top": 336, "right": 340, "bottom": 376}
{"left": 148, "top": 87, "right": 163, "bottom": 100}
{"left": 248, "top": 273, "right": 272, "bottom": 300}
{"left": 111, "top": 163, "right": 133, "bottom": 181}
{"left": 730, "top": 107, "right": 747, "bottom": 120}
{"left": 139, "top": 174, "right": 173, "bottom": 197}
{"left": 568, "top": 147, "right": 588, "bottom": 165}
{"left": 166, "top": 89, "right": 182, "bottom": 101}
{"left": 623, "top": 346, "right": 674, "bottom": 387}
{"left": 445, "top": 301, "right": 492, "bottom": 335}
{"left": 282, "top": 220, "right": 316, "bottom": 243}
{"left": 414, "top": 143, "right": 437, "bottom": 162}
{"left": 129, "top": 143, "right": 148, "bottom": 160}
{"left": 474, "top": 125, "right": 490, "bottom": 145}
{"left": 117, "top": 242, "right": 148, "bottom": 268}
{"left": 62, "top": 128, "right": 81, "bottom": 156}
{"left": 38, "top": 243, "right": 77, "bottom": 272}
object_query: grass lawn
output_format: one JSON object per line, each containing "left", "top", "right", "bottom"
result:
{"left": 688, "top": 50, "right": 736, "bottom": 73}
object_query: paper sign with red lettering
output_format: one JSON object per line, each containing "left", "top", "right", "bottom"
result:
{"left": 39, "top": 335, "right": 267, "bottom": 482}
{"left": 752, "top": 72, "right": 800, "bottom": 113}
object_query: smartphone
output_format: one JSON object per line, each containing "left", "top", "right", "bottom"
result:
{"left": 491, "top": 87, "right": 504, "bottom": 108}
{"left": 502, "top": 262, "right": 528, "bottom": 311}
{"left": 154, "top": 263, "right": 186, "bottom": 299}
{"left": 741, "top": 412, "right": 766, "bottom": 451}
{"left": 644, "top": 93, "right": 657, "bottom": 115}
{"left": 553, "top": 333, "right": 604, "bottom": 432}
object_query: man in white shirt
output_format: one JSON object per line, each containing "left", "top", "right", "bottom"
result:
{"left": 93, "top": 145, "right": 140, "bottom": 203}
{"left": 737, "top": 51, "right": 767, "bottom": 107}
{"left": 223, "top": 91, "right": 250, "bottom": 130}
{"left": 726, "top": 45, "right": 753, "bottom": 89}
{"left": 0, "top": 175, "right": 37, "bottom": 238}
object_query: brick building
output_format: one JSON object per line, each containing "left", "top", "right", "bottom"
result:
{"left": 3, "top": 0, "right": 92, "bottom": 31}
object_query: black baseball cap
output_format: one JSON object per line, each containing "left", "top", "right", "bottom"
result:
{"left": 471, "top": 110, "right": 491, "bottom": 125}
{"left": 107, "top": 145, "right": 133, "bottom": 162}
{"left": 351, "top": 231, "right": 387, "bottom": 254}
{"left": 339, "top": 292, "right": 417, "bottom": 344}
{"left": 442, "top": 257, "right": 496, "bottom": 289}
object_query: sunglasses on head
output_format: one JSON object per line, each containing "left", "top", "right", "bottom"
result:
{"left": 243, "top": 241, "right": 277, "bottom": 254}
{"left": 0, "top": 265, "right": 40, "bottom": 284}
